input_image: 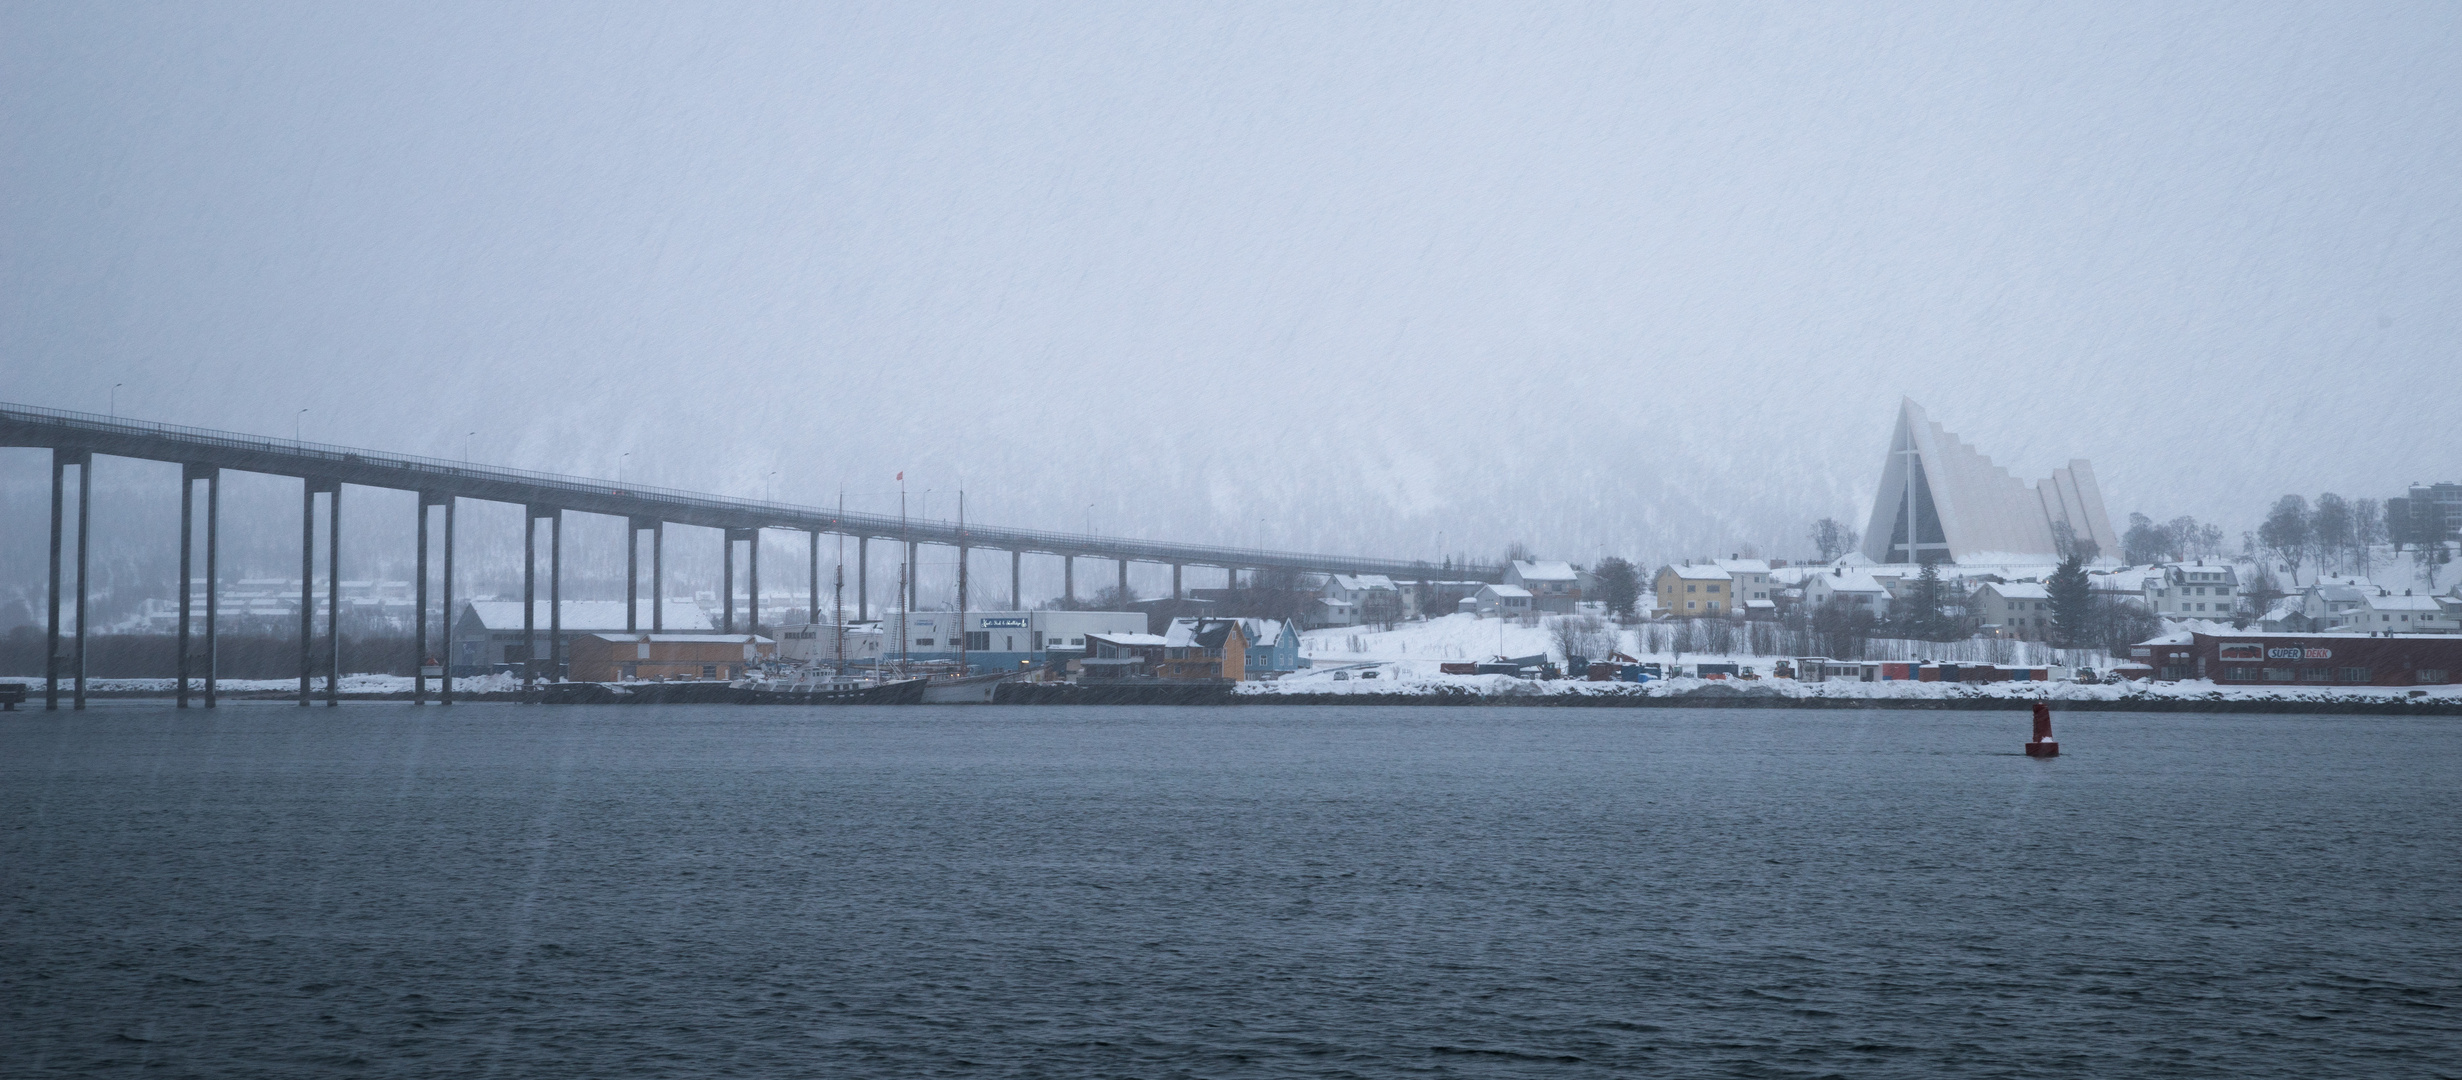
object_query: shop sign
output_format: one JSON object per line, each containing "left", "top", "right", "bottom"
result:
{"left": 2267, "top": 647, "right": 2331, "bottom": 660}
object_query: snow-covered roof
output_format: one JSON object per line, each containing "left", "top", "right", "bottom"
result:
{"left": 460, "top": 600, "right": 713, "bottom": 632}
{"left": 2136, "top": 629, "right": 2197, "bottom": 645}
{"left": 1480, "top": 583, "right": 1534, "bottom": 598}
{"left": 1978, "top": 582, "right": 2051, "bottom": 600}
{"left": 581, "top": 633, "right": 771, "bottom": 644}
{"left": 1327, "top": 574, "right": 1398, "bottom": 591}
{"left": 1088, "top": 632, "right": 1170, "bottom": 646}
{"left": 1744, "top": 599, "right": 1776, "bottom": 610}
{"left": 2090, "top": 569, "right": 2153, "bottom": 593}
{"left": 1768, "top": 565, "right": 1823, "bottom": 586}
{"left": 1659, "top": 564, "right": 1731, "bottom": 582}
{"left": 1810, "top": 570, "right": 1886, "bottom": 594}
{"left": 1240, "top": 618, "right": 1291, "bottom": 644}
{"left": 2359, "top": 593, "right": 2442, "bottom": 612}
{"left": 1510, "top": 560, "right": 1579, "bottom": 581}
{"left": 1713, "top": 559, "right": 1772, "bottom": 574}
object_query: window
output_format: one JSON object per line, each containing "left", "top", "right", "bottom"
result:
{"left": 1686, "top": 584, "right": 1697, "bottom": 593}
{"left": 966, "top": 631, "right": 990, "bottom": 650}
{"left": 2297, "top": 667, "right": 2328, "bottom": 682}
{"left": 2263, "top": 667, "right": 2296, "bottom": 681}
{"left": 1686, "top": 601, "right": 1697, "bottom": 610}
{"left": 2421, "top": 669, "right": 2450, "bottom": 684}
{"left": 2222, "top": 667, "right": 2255, "bottom": 681}
{"left": 1708, "top": 584, "right": 1722, "bottom": 593}
{"left": 2335, "top": 667, "right": 2370, "bottom": 682}
{"left": 701, "top": 664, "right": 717, "bottom": 678}
{"left": 915, "top": 638, "right": 934, "bottom": 647}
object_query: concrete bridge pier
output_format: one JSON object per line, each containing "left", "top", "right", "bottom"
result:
{"left": 1118, "top": 559, "right": 1128, "bottom": 602}
{"left": 413, "top": 493, "right": 445, "bottom": 704}
{"left": 440, "top": 496, "right": 455, "bottom": 708}
{"left": 906, "top": 540, "right": 918, "bottom": 612}
{"left": 298, "top": 481, "right": 319, "bottom": 706}
{"left": 857, "top": 536, "right": 868, "bottom": 621}
{"left": 1011, "top": 550, "right": 1021, "bottom": 611}
{"left": 649, "top": 520, "right": 663, "bottom": 633}
{"left": 325, "top": 483, "right": 341, "bottom": 706}
{"left": 548, "top": 509, "right": 563, "bottom": 683}
{"left": 45, "top": 450, "right": 91, "bottom": 710}
{"left": 200, "top": 467, "right": 221, "bottom": 708}
{"left": 808, "top": 530, "right": 820, "bottom": 628}
{"left": 744, "top": 528, "right": 762, "bottom": 637}
{"left": 721, "top": 528, "right": 739, "bottom": 634}
{"left": 177, "top": 466, "right": 220, "bottom": 708}
{"left": 1173, "top": 563, "right": 1183, "bottom": 600}
{"left": 413, "top": 493, "right": 453, "bottom": 704}
{"left": 1064, "top": 556, "right": 1075, "bottom": 606}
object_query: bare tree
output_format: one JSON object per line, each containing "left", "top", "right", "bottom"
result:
{"left": 2353, "top": 498, "right": 2385, "bottom": 577}
{"left": 2259, "top": 496, "right": 2312, "bottom": 583}
{"left": 1550, "top": 613, "right": 1609, "bottom": 666}
{"left": 1809, "top": 518, "right": 1858, "bottom": 563}
{"left": 2312, "top": 493, "right": 2353, "bottom": 576}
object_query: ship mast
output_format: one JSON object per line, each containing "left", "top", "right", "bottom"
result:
{"left": 956, "top": 490, "right": 968, "bottom": 675}
{"left": 834, "top": 489, "right": 846, "bottom": 680}
{"left": 898, "top": 474, "right": 909, "bottom": 676}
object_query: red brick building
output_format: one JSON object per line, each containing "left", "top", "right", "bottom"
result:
{"left": 2133, "top": 632, "right": 2462, "bottom": 687}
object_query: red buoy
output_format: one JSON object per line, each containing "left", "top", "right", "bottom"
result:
{"left": 2025, "top": 700, "right": 2059, "bottom": 758}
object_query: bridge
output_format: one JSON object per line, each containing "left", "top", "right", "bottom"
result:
{"left": 3, "top": 401, "right": 1495, "bottom": 709}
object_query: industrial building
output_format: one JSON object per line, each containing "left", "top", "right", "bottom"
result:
{"left": 2133, "top": 632, "right": 2462, "bottom": 686}
{"left": 876, "top": 610, "right": 1149, "bottom": 673}
{"left": 566, "top": 633, "right": 774, "bottom": 682}
{"left": 450, "top": 600, "right": 713, "bottom": 675}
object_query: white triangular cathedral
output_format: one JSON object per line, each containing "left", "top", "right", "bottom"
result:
{"left": 1860, "top": 399, "right": 2114, "bottom": 564}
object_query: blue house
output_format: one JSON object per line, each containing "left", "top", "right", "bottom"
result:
{"left": 1238, "top": 618, "right": 1306, "bottom": 675}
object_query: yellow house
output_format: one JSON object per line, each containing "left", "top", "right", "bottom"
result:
{"left": 1653, "top": 564, "right": 1734, "bottom": 617}
{"left": 1157, "top": 618, "right": 1249, "bottom": 680}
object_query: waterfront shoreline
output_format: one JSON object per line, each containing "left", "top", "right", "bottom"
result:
{"left": 14, "top": 683, "right": 2462, "bottom": 714}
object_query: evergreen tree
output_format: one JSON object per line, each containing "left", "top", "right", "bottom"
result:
{"left": 2048, "top": 554, "right": 2093, "bottom": 647}
{"left": 2121, "top": 512, "right": 2170, "bottom": 565}
{"left": 1593, "top": 556, "right": 1642, "bottom": 620}
{"left": 1893, "top": 558, "right": 1957, "bottom": 641}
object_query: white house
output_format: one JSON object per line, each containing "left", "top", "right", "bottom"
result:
{"left": 2142, "top": 564, "right": 2238, "bottom": 619}
{"left": 1713, "top": 558, "right": 1775, "bottom": 610}
{"left": 1314, "top": 574, "right": 1402, "bottom": 628}
{"left": 1971, "top": 582, "right": 2052, "bottom": 638}
{"left": 1801, "top": 568, "right": 1892, "bottom": 619}
{"left": 1474, "top": 583, "right": 1534, "bottom": 617}
{"left": 1505, "top": 560, "right": 1582, "bottom": 613}
{"left": 2342, "top": 590, "right": 2456, "bottom": 633}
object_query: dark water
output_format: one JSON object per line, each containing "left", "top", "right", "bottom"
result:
{"left": 4, "top": 704, "right": 2458, "bottom": 1078}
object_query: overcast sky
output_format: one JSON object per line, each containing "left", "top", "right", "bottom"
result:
{"left": 6, "top": 1, "right": 2457, "bottom": 573}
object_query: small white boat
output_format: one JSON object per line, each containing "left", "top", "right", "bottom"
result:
{"left": 920, "top": 670, "right": 1014, "bottom": 704}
